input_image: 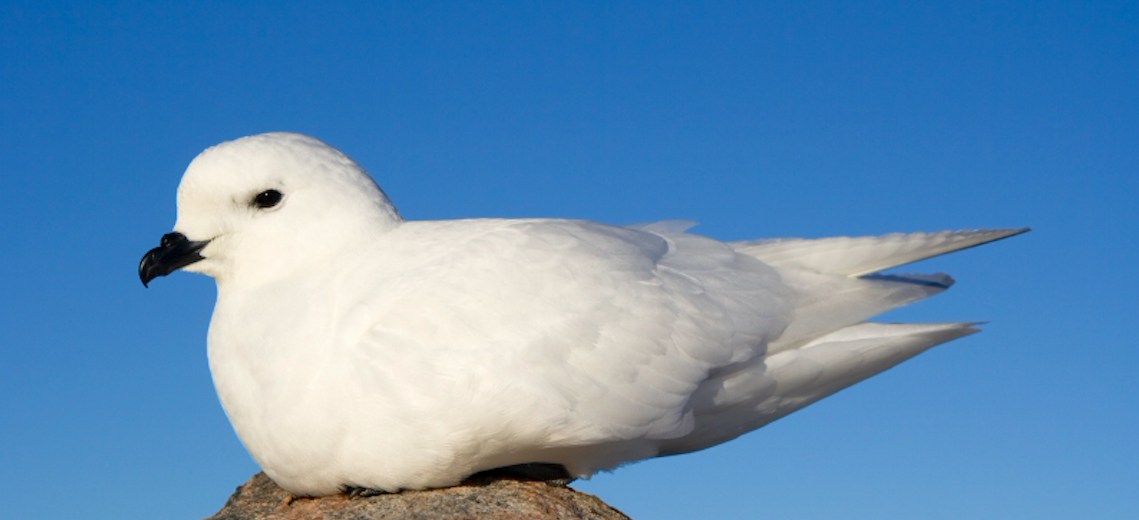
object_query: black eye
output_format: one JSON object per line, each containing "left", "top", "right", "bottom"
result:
{"left": 252, "top": 189, "right": 283, "bottom": 209}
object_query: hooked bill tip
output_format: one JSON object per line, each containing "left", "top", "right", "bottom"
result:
{"left": 139, "top": 232, "right": 209, "bottom": 287}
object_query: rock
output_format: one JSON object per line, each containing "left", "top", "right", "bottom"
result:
{"left": 204, "top": 472, "right": 634, "bottom": 520}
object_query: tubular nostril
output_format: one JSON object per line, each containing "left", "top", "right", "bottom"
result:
{"left": 161, "top": 232, "right": 187, "bottom": 247}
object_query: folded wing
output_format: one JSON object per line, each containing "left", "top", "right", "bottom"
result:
{"left": 661, "top": 228, "right": 1026, "bottom": 455}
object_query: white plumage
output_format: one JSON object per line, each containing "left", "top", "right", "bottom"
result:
{"left": 143, "top": 132, "right": 1025, "bottom": 495}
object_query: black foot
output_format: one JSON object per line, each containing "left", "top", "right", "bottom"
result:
{"left": 462, "top": 463, "right": 575, "bottom": 486}
{"left": 340, "top": 484, "right": 390, "bottom": 498}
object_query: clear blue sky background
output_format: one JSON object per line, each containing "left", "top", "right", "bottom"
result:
{"left": 1, "top": 2, "right": 1135, "bottom": 519}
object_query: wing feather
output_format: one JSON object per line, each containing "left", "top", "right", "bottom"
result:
{"left": 732, "top": 228, "right": 1028, "bottom": 276}
{"left": 342, "top": 219, "right": 793, "bottom": 460}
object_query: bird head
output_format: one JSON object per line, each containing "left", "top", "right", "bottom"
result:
{"left": 139, "top": 132, "right": 402, "bottom": 288}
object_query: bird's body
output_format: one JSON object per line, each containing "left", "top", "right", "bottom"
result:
{"left": 140, "top": 132, "right": 1025, "bottom": 496}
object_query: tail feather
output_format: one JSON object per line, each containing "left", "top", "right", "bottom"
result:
{"left": 766, "top": 269, "right": 951, "bottom": 353}
{"left": 663, "top": 322, "right": 978, "bottom": 455}
{"left": 762, "top": 321, "right": 979, "bottom": 414}
{"left": 657, "top": 228, "right": 1026, "bottom": 457}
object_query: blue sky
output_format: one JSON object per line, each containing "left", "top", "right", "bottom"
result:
{"left": 1, "top": 1, "right": 1135, "bottom": 519}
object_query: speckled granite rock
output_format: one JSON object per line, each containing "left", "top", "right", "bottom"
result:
{"left": 204, "top": 472, "right": 633, "bottom": 520}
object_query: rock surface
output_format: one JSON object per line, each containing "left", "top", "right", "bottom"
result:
{"left": 204, "top": 472, "right": 633, "bottom": 520}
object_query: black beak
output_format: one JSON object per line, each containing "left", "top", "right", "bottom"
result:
{"left": 139, "top": 232, "right": 210, "bottom": 287}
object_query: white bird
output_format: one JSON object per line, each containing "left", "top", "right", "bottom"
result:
{"left": 139, "top": 132, "right": 1026, "bottom": 496}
